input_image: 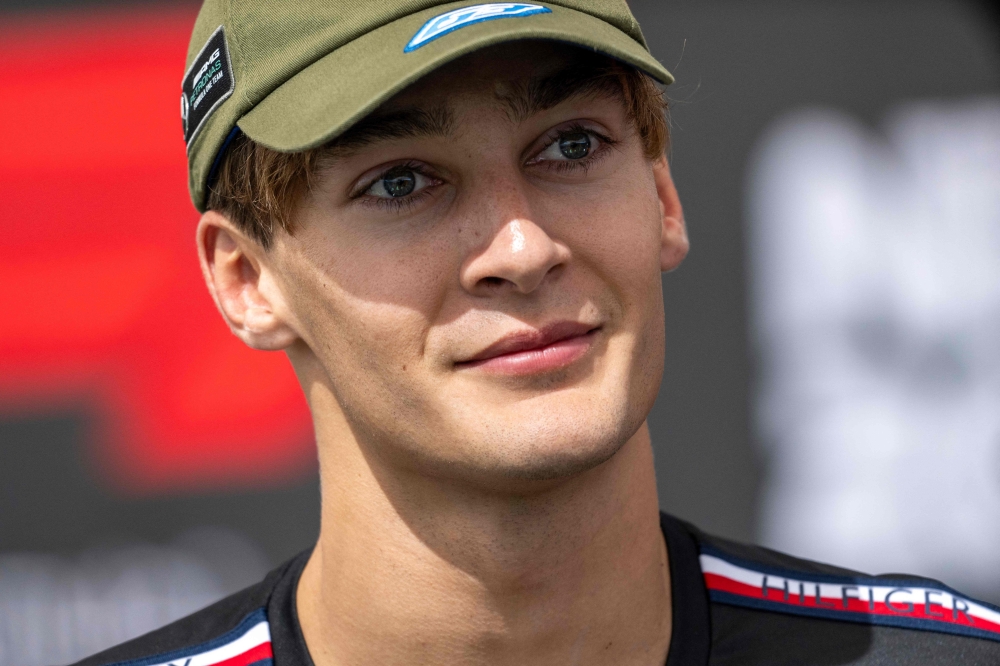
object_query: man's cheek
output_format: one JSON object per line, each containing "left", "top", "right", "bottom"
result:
{"left": 576, "top": 173, "right": 660, "bottom": 251}
{"left": 581, "top": 208, "right": 662, "bottom": 296}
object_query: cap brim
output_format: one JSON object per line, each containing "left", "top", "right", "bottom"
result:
{"left": 237, "top": 1, "right": 673, "bottom": 153}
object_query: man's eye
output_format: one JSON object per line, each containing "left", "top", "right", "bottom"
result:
{"left": 366, "top": 168, "right": 434, "bottom": 198}
{"left": 536, "top": 131, "right": 595, "bottom": 162}
{"left": 558, "top": 132, "right": 591, "bottom": 159}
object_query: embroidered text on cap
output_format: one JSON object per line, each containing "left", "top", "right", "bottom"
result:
{"left": 181, "top": 26, "right": 235, "bottom": 147}
{"left": 405, "top": 3, "right": 552, "bottom": 53}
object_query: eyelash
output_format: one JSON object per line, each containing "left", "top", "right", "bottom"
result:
{"left": 353, "top": 160, "right": 441, "bottom": 212}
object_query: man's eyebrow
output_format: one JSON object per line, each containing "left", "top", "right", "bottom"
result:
{"left": 325, "top": 106, "right": 455, "bottom": 156}
{"left": 495, "top": 63, "right": 624, "bottom": 124}
{"left": 322, "top": 62, "right": 622, "bottom": 158}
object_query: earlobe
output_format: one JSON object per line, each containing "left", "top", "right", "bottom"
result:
{"left": 196, "top": 211, "right": 299, "bottom": 351}
{"left": 652, "top": 156, "right": 689, "bottom": 273}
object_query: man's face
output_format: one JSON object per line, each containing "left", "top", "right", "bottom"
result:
{"left": 257, "top": 43, "right": 683, "bottom": 487}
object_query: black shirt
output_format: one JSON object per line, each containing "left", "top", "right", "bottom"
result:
{"left": 73, "top": 513, "right": 1000, "bottom": 666}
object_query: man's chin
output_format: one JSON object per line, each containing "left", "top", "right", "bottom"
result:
{"left": 485, "top": 438, "right": 626, "bottom": 484}
{"left": 435, "top": 414, "right": 640, "bottom": 491}
{"left": 423, "top": 381, "right": 643, "bottom": 483}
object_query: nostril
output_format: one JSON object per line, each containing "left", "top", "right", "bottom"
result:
{"left": 479, "top": 276, "right": 505, "bottom": 288}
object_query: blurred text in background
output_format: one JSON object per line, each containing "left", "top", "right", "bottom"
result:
{"left": 0, "top": 0, "right": 997, "bottom": 663}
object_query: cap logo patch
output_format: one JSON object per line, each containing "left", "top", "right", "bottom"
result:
{"left": 181, "top": 26, "right": 235, "bottom": 147}
{"left": 404, "top": 3, "right": 551, "bottom": 53}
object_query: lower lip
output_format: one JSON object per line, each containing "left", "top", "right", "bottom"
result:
{"left": 459, "top": 331, "right": 597, "bottom": 376}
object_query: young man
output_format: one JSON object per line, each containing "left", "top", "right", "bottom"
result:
{"left": 77, "top": 1, "right": 1000, "bottom": 664}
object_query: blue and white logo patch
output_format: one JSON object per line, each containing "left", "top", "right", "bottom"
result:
{"left": 405, "top": 3, "right": 551, "bottom": 53}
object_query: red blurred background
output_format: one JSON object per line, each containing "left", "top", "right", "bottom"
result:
{"left": 0, "top": 6, "right": 314, "bottom": 494}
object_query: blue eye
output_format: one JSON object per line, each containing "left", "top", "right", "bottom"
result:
{"left": 366, "top": 167, "right": 435, "bottom": 199}
{"left": 558, "top": 132, "right": 591, "bottom": 159}
{"left": 534, "top": 129, "right": 604, "bottom": 165}
{"left": 382, "top": 171, "right": 416, "bottom": 197}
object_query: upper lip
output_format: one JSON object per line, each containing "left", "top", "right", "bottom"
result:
{"left": 457, "top": 321, "right": 598, "bottom": 364}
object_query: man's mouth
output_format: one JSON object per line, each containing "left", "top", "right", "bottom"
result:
{"left": 455, "top": 321, "right": 601, "bottom": 375}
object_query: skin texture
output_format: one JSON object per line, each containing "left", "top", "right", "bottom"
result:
{"left": 197, "top": 42, "right": 688, "bottom": 666}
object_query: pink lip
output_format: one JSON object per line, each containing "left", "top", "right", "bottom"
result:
{"left": 456, "top": 322, "right": 600, "bottom": 375}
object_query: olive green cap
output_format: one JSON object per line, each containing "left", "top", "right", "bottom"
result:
{"left": 181, "top": 1, "right": 674, "bottom": 211}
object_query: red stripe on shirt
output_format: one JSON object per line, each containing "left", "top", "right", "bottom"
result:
{"left": 211, "top": 641, "right": 274, "bottom": 666}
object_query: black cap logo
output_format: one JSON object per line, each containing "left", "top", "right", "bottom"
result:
{"left": 181, "top": 26, "right": 234, "bottom": 146}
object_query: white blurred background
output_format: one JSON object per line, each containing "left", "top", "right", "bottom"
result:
{"left": 749, "top": 99, "right": 1000, "bottom": 599}
{"left": 0, "top": 528, "right": 268, "bottom": 665}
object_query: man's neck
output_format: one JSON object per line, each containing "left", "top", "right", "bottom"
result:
{"left": 297, "top": 422, "right": 671, "bottom": 666}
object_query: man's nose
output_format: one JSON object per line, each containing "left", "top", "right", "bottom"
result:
{"left": 459, "top": 207, "right": 571, "bottom": 296}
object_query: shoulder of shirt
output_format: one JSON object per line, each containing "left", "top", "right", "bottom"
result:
{"left": 69, "top": 551, "right": 306, "bottom": 666}
{"left": 674, "top": 517, "right": 1000, "bottom": 662}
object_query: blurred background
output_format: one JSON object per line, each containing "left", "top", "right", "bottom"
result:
{"left": 0, "top": 0, "right": 997, "bottom": 662}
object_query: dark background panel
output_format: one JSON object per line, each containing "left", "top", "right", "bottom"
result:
{"left": 0, "top": 413, "right": 319, "bottom": 565}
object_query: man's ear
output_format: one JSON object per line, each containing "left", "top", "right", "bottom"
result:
{"left": 196, "top": 210, "right": 300, "bottom": 351}
{"left": 653, "top": 156, "right": 689, "bottom": 272}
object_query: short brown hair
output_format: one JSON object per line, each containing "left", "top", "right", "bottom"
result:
{"left": 207, "top": 58, "right": 669, "bottom": 248}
